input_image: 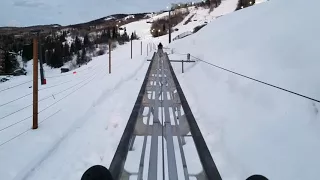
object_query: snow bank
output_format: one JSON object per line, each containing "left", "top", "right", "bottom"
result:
{"left": 168, "top": 0, "right": 320, "bottom": 179}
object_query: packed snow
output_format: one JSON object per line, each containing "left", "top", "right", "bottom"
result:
{"left": 0, "top": 1, "right": 241, "bottom": 180}
{"left": 123, "top": 15, "right": 135, "bottom": 20}
{"left": 3, "top": 0, "right": 317, "bottom": 180}
{"left": 105, "top": 16, "right": 115, "bottom": 21}
{"left": 0, "top": 40, "right": 156, "bottom": 180}
{"left": 167, "top": 0, "right": 320, "bottom": 179}
{"left": 120, "top": 2, "right": 238, "bottom": 41}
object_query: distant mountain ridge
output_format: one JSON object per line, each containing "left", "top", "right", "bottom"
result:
{"left": 0, "top": 12, "right": 152, "bottom": 35}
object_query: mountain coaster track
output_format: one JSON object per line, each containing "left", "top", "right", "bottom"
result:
{"left": 108, "top": 48, "right": 222, "bottom": 180}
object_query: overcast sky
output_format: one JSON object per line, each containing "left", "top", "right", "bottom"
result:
{"left": 0, "top": 0, "right": 195, "bottom": 27}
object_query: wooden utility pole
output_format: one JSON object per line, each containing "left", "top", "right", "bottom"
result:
{"left": 32, "top": 37, "right": 38, "bottom": 129}
{"left": 169, "top": 10, "right": 172, "bottom": 43}
{"left": 130, "top": 33, "right": 134, "bottom": 59}
{"left": 130, "top": 36, "right": 133, "bottom": 59}
{"left": 182, "top": 60, "right": 184, "bottom": 73}
{"left": 109, "top": 40, "right": 112, "bottom": 74}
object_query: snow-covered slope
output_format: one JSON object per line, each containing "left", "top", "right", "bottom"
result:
{"left": 170, "top": 0, "right": 238, "bottom": 40}
{"left": 0, "top": 0, "right": 273, "bottom": 179}
{"left": 0, "top": 40, "right": 155, "bottom": 180}
{"left": 121, "top": 1, "right": 238, "bottom": 41}
{"left": 166, "top": 0, "right": 320, "bottom": 179}
{"left": 119, "top": 8, "right": 190, "bottom": 40}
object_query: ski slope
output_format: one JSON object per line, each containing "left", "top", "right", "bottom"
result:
{"left": 166, "top": 0, "right": 320, "bottom": 179}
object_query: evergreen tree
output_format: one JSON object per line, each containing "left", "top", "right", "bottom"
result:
{"left": 59, "top": 31, "right": 66, "bottom": 42}
{"left": 81, "top": 48, "right": 87, "bottom": 64}
{"left": 44, "top": 50, "right": 48, "bottom": 65}
{"left": 46, "top": 49, "right": 53, "bottom": 67}
{"left": 88, "top": 42, "right": 96, "bottom": 55}
{"left": 63, "top": 43, "right": 72, "bottom": 62}
{"left": 112, "top": 26, "right": 118, "bottom": 39}
{"left": 44, "top": 36, "right": 54, "bottom": 50}
{"left": 75, "top": 36, "right": 82, "bottom": 51}
{"left": 76, "top": 50, "right": 82, "bottom": 65}
{"left": 100, "top": 30, "right": 110, "bottom": 44}
{"left": 70, "top": 42, "right": 76, "bottom": 55}
{"left": 118, "top": 31, "right": 130, "bottom": 45}
{"left": 83, "top": 34, "right": 90, "bottom": 48}
{"left": 12, "top": 44, "right": 18, "bottom": 53}
{"left": 106, "top": 28, "right": 111, "bottom": 39}
{"left": 131, "top": 31, "right": 139, "bottom": 40}
{"left": 22, "top": 43, "right": 33, "bottom": 62}
{"left": 50, "top": 42, "right": 63, "bottom": 68}
{"left": 4, "top": 51, "right": 18, "bottom": 73}
{"left": 60, "top": 43, "right": 65, "bottom": 58}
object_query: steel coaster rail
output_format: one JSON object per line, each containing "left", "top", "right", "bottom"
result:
{"left": 109, "top": 49, "right": 222, "bottom": 180}
{"left": 109, "top": 53, "right": 156, "bottom": 180}
{"left": 165, "top": 52, "right": 222, "bottom": 180}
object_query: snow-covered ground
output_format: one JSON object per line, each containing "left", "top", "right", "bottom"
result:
{"left": 5, "top": 0, "right": 308, "bottom": 179}
{"left": 0, "top": 40, "right": 157, "bottom": 180}
{"left": 167, "top": 0, "right": 320, "bottom": 179}
{"left": 119, "top": 2, "right": 239, "bottom": 41}
{"left": 255, "top": 0, "right": 267, "bottom": 4}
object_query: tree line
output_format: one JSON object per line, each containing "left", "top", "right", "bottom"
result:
{"left": 0, "top": 26, "right": 139, "bottom": 74}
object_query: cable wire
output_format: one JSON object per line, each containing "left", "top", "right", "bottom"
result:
{"left": 0, "top": 93, "right": 32, "bottom": 107}
{"left": 0, "top": 64, "right": 103, "bottom": 107}
{"left": 38, "top": 69, "right": 104, "bottom": 114}
{"left": 0, "top": 115, "right": 32, "bottom": 132}
{"left": 0, "top": 80, "right": 32, "bottom": 93}
{"left": 189, "top": 54, "right": 320, "bottom": 103}
{"left": 0, "top": 109, "right": 61, "bottom": 148}
{"left": 0, "top": 67, "right": 103, "bottom": 120}
{"left": 0, "top": 61, "right": 107, "bottom": 147}
{"left": 0, "top": 126, "right": 29, "bottom": 148}
{"left": 0, "top": 68, "right": 105, "bottom": 132}
{"left": 0, "top": 63, "right": 101, "bottom": 93}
